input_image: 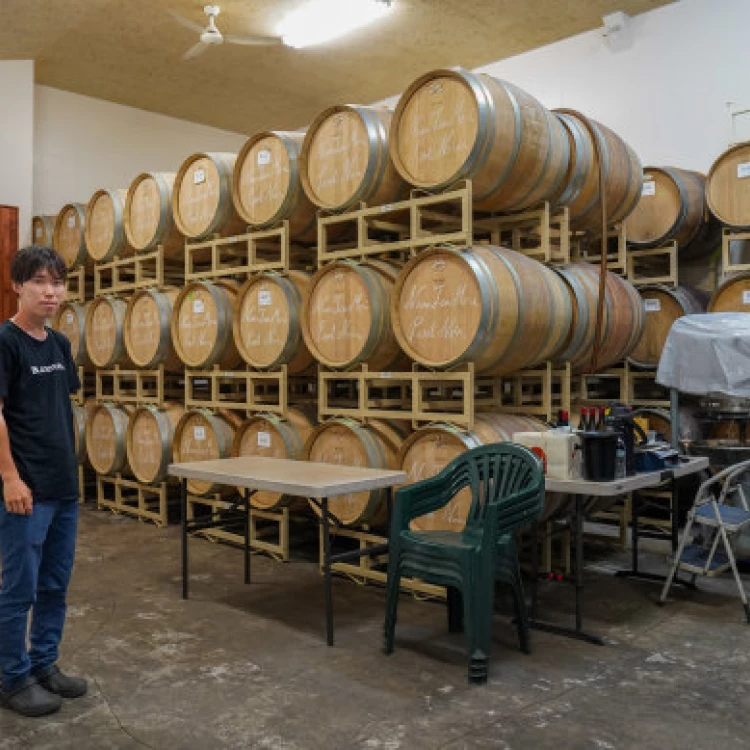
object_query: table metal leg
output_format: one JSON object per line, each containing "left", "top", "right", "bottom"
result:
{"left": 529, "top": 496, "right": 604, "bottom": 646}
{"left": 244, "top": 488, "right": 251, "bottom": 585}
{"left": 181, "top": 478, "right": 189, "bottom": 600}
{"left": 322, "top": 497, "right": 334, "bottom": 646}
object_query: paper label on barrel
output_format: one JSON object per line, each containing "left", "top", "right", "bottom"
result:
{"left": 67, "top": 215, "right": 75, "bottom": 228}
{"left": 743, "top": 291, "right": 750, "bottom": 304}
{"left": 35, "top": 227, "right": 42, "bottom": 238}
{"left": 641, "top": 181, "right": 656, "bottom": 196}
{"left": 257, "top": 431, "right": 271, "bottom": 448}
{"left": 192, "top": 299, "right": 205, "bottom": 314}
{"left": 193, "top": 168, "right": 206, "bottom": 185}
{"left": 644, "top": 298, "right": 661, "bottom": 312}
{"left": 65, "top": 311, "right": 74, "bottom": 324}
{"left": 257, "top": 149, "right": 271, "bottom": 166}
{"left": 258, "top": 290, "right": 272, "bottom": 306}
{"left": 738, "top": 162, "right": 750, "bottom": 179}
{"left": 194, "top": 426, "right": 206, "bottom": 441}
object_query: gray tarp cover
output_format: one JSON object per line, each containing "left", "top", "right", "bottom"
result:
{"left": 656, "top": 313, "right": 750, "bottom": 397}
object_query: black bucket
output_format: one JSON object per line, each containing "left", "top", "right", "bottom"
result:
{"left": 580, "top": 432, "right": 618, "bottom": 481}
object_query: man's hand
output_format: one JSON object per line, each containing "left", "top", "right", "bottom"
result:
{"left": 3, "top": 475, "right": 33, "bottom": 515}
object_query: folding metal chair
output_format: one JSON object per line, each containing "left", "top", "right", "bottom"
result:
{"left": 660, "top": 457, "right": 750, "bottom": 622}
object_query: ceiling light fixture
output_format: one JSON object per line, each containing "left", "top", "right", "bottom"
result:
{"left": 278, "top": 0, "right": 394, "bottom": 49}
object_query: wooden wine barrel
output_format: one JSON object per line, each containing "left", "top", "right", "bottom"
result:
{"left": 53, "top": 204, "right": 87, "bottom": 268}
{"left": 126, "top": 403, "right": 185, "bottom": 484}
{"left": 173, "top": 409, "right": 241, "bottom": 496}
{"left": 553, "top": 263, "right": 645, "bottom": 372}
{"left": 624, "top": 168, "right": 719, "bottom": 258}
{"left": 706, "top": 143, "right": 750, "bottom": 229}
{"left": 233, "top": 131, "right": 317, "bottom": 242}
{"left": 632, "top": 407, "right": 701, "bottom": 444}
{"left": 85, "top": 188, "right": 131, "bottom": 263}
{"left": 233, "top": 407, "right": 317, "bottom": 510}
{"left": 300, "top": 105, "right": 407, "bottom": 212}
{"left": 303, "top": 260, "right": 405, "bottom": 371}
{"left": 85, "top": 295, "right": 132, "bottom": 369}
{"left": 392, "top": 246, "right": 571, "bottom": 374}
{"left": 233, "top": 271, "right": 314, "bottom": 373}
{"left": 171, "top": 280, "right": 241, "bottom": 369}
{"left": 124, "top": 172, "right": 184, "bottom": 256}
{"left": 124, "top": 287, "right": 182, "bottom": 370}
{"left": 552, "top": 110, "right": 643, "bottom": 234}
{"left": 304, "top": 418, "right": 408, "bottom": 527}
{"left": 399, "top": 414, "right": 547, "bottom": 533}
{"left": 172, "top": 152, "right": 245, "bottom": 239}
{"left": 708, "top": 271, "right": 750, "bottom": 312}
{"left": 53, "top": 301, "right": 90, "bottom": 367}
{"left": 32, "top": 215, "right": 56, "bottom": 246}
{"left": 86, "top": 403, "right": 133, "bottom": 476}
{"left": 390, "top": 69, "right": 569, "bottom": 213}
{"left": 628, "top": 285, "right": 709, "bottom": 369}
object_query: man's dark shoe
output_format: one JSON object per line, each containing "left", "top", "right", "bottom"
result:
{"left": 35, "top": 666, "right": 88, "bottom": 699}
{"left": 0, "top": 675, "right": 62, "bottom": 717}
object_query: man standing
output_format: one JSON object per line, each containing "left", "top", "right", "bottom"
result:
{"left": 0, "top": 245, "right": 87, "bottom": 717}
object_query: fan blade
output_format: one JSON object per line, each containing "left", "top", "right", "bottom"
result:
{"left": 183, "top": 42, "right": 208, "bottom": 60}
{"left": 168, "top": 9, "right": 205, "bottom": 34}
{"left": 224, "top": 34, "right": 282, "bottom": 46}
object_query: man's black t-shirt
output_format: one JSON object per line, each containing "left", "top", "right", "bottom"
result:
{"left": 0, "top": 320, "right": 81, "bottom": 502}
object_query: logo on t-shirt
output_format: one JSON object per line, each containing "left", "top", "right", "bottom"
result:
{"left": 30, "top": 363, "right": 65, "bottom": 375}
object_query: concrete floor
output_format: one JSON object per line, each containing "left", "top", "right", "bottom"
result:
{"left": 1, "top": 508, "right": 749, "bottom": 750}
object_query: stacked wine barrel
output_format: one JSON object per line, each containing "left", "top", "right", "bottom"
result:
{"left": 44, "top": 64, "right": 658, "bottom": 539}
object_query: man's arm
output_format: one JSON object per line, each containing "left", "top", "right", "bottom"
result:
{"left": 0, "top": 399, "right": 32, "bottom": 515}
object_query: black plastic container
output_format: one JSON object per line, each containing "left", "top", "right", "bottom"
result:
{"left": 579, "top": 432, "right": 619, "bottom": 481}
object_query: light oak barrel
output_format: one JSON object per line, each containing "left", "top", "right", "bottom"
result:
{"left": 628, "top": 285, "right": 708, "bottom": 369}
{"left": 85, "top": 188, "right": 131, "bottom": 263}
{"left": 233, "top": 271, "right": 314, "bottom": 373}
{"left": 300, "top": 105, "right": 407, "bottom": 212}
{"left": 624, "top": 167, "right": 720, "bottom": 258}
{"left": 53, "top": 301, "right": 91, "bottom": 367}
{"left": 173, "top": 409, "right": 243, "bottom": 496}
{"left": 126, "top": 403, "right": 185, "bottom": 484}
{"left": 85, "top": 295, "right": 133, "bottom": 369}
{"left": 171, "top": 280, "right": 241, "bottom": 369}
{"left": 391, "top": 245, "right": 571, "bottom": 374}
{"left": 233, "top": 131, "right": 318, "bottom": 243}
{"left": 32, "top": 215, "right": 56, "bottom": 246}
{"left": 302, "top": 259, "right": 405, "bottom": 371}
{"left": 233, "top": 407, "right": 317, "bottom": 510}
{"left": 706, "top": 142, "right": 750, "bottom": 229}
{"left": 303, "top": 418, "right": 409, "bottom": 527}
{"left": 53, "top": 204, "right": 87, "bottom": 269}
{"left": 172, "top": 152, "right": 246, "bottom": 240}
{"left": 389, "top": 68, "right": 570, "bottom": 212}
{"left": 552, "top": 109, "right": 643, "bottom": 234}
{"left": 86, "top": 403, "right": 134, "bottom": 476}
{"left": 708, "top": 271, "right": 750, "bottom": 312}
{"left": 398, "top": 414, "right": 547, "bottom": 533}
{"left": 72, "top": 400, "right": 97, "bottom": 464}
{"left": 553, "top": 263, "right": 645, "bottom": 373}
{"left": 632, "top": 406, "right": 701, "bottom": 444}
{"left": 124, "top": 287, "right": 182, "bottom": 371}
{"left": 124, "top": 172, "right": 184, "bottom": 257}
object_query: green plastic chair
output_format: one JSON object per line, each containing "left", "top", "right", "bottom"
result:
{"left": 383, "top": 443, "right": 545, "bottom": 684}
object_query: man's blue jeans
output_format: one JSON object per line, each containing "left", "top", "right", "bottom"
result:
{"left": 0, "top": 500, "right": 78, "bottom": 692}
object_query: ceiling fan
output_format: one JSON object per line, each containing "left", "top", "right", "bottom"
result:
{"left": 168, "top": 5, "right": 281, "bottom": 60}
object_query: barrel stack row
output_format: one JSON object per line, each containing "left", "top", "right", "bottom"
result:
{"left": 47, "top": 64, "right": 709, "bottom": 536}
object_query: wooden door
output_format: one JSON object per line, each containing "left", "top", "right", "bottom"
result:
{"left": 0, "top": 206, "right": 19, "bottom": 321}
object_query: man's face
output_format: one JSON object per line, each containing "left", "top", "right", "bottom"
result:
{"left": 12, "top": 267, "right": 66, "bottom": 319}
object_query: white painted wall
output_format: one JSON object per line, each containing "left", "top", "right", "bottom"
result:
{"left": 33, "top": 86, "right": 246, "bottom": 218}
{"left": 380, "top": 0, "right": 750, "bottom": 174}
{"left": 0, "top": 61, "right": 35, "bottom": 246}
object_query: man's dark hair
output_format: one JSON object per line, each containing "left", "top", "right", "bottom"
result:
{"left": 11, "top": 245, "right": 68, "bottom": 285}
